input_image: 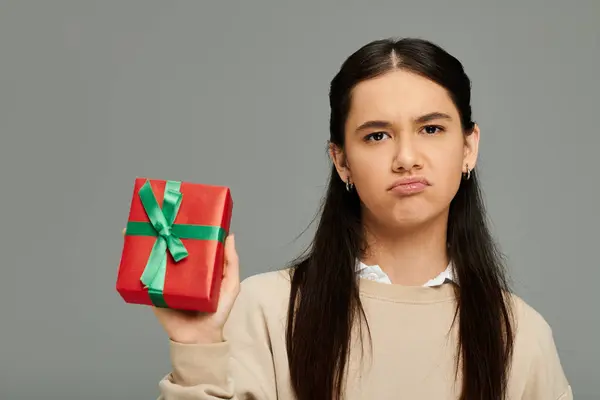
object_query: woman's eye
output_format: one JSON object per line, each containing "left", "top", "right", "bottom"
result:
{"left": 423, "top": 125, "right": 444, "bottom": 135}
{"left": 365, "top": 132, "right": 389, "bottom": 141}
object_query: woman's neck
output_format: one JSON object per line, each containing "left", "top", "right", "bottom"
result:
{"left": 361, "top": 214, "right": 449, "bottom": 286}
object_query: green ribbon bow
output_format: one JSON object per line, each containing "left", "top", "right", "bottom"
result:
{"left": 125, "top": 180, "right": 227, "bottom": 308}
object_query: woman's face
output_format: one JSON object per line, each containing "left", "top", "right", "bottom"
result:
{"left": 332, "top": 69, "right": 479, "bottom": 231}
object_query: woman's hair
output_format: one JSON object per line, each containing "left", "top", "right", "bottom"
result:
{"left": 285, "top": 37, "right": 514, "bottom": 400}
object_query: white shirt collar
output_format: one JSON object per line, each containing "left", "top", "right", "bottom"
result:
{"left": 356, "top": 260, "right": 455, "bottom": 287}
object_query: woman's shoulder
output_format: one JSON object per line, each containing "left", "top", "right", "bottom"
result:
{"left": 507, "top": 292, "right": 554, "bottom": 339}
{"left": 240, "top": 267, "right": 293, "bottom": 292}
{"left": 234, "top": 267, "right": 293, "bottom": 309}
{"left": 505, "top": 293, "right": 571, "bottom": 397}
{"left": 223, "top": 268, "right": 293, "bottom": 336}
{"left": 507, "top": 293, "right": 569, "bottom": 379}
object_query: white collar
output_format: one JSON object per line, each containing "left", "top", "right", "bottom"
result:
{"left": 356, "top": 260, "right": 455, "bottom": 287}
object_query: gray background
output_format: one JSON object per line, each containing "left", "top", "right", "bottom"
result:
{"left": 1, "top": 0, "right": 598, "bottom": 399}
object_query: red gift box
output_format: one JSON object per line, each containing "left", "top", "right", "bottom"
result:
{"left": 116, "top": 177, "right": 233, "bottom": 312}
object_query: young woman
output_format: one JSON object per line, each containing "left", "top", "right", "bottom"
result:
{"left": 154, "top": 38, "right": 572, "bottom": 399}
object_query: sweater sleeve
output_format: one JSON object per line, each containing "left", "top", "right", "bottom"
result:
{"left": 156, "top": 277, "right": 279, "bottom": 400}
{"left": 521, "top": 316, "right": 572, "bottom": 400}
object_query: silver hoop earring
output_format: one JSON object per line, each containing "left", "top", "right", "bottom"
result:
{"left": 345, "top": 178, "right": 354, "bottom": 192}
{"left": 463, "top": 164, "right": 471, "bottom": 180}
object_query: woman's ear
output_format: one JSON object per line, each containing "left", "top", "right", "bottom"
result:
{"left": 328, "top": 142, "right": 351, "bottom": 183}
{"left": 463, "top": 123, "right": 481, "bottom": 171}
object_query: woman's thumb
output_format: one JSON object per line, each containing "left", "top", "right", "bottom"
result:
{"left": 222, "top": 234, "right": 240, "bottom": 289}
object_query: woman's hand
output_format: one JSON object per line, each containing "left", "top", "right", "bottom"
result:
{"left": 123, "top": 229, "right": 240, "bottom": 344}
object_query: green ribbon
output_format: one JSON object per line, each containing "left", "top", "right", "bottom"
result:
{"left": 126, "top": 179, "right": 227, "bottom": 308}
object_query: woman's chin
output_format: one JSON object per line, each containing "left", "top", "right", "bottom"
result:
{"left": 387, "top": 209, "right": 444, "bottom": 231}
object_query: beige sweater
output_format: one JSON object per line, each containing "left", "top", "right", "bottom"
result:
{"left": 157, "top": 269, "right": 572, "bottom": 399}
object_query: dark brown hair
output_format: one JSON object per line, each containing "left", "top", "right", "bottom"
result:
{"left": 285, "top": 37, "right": 514, "bottom": 400}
